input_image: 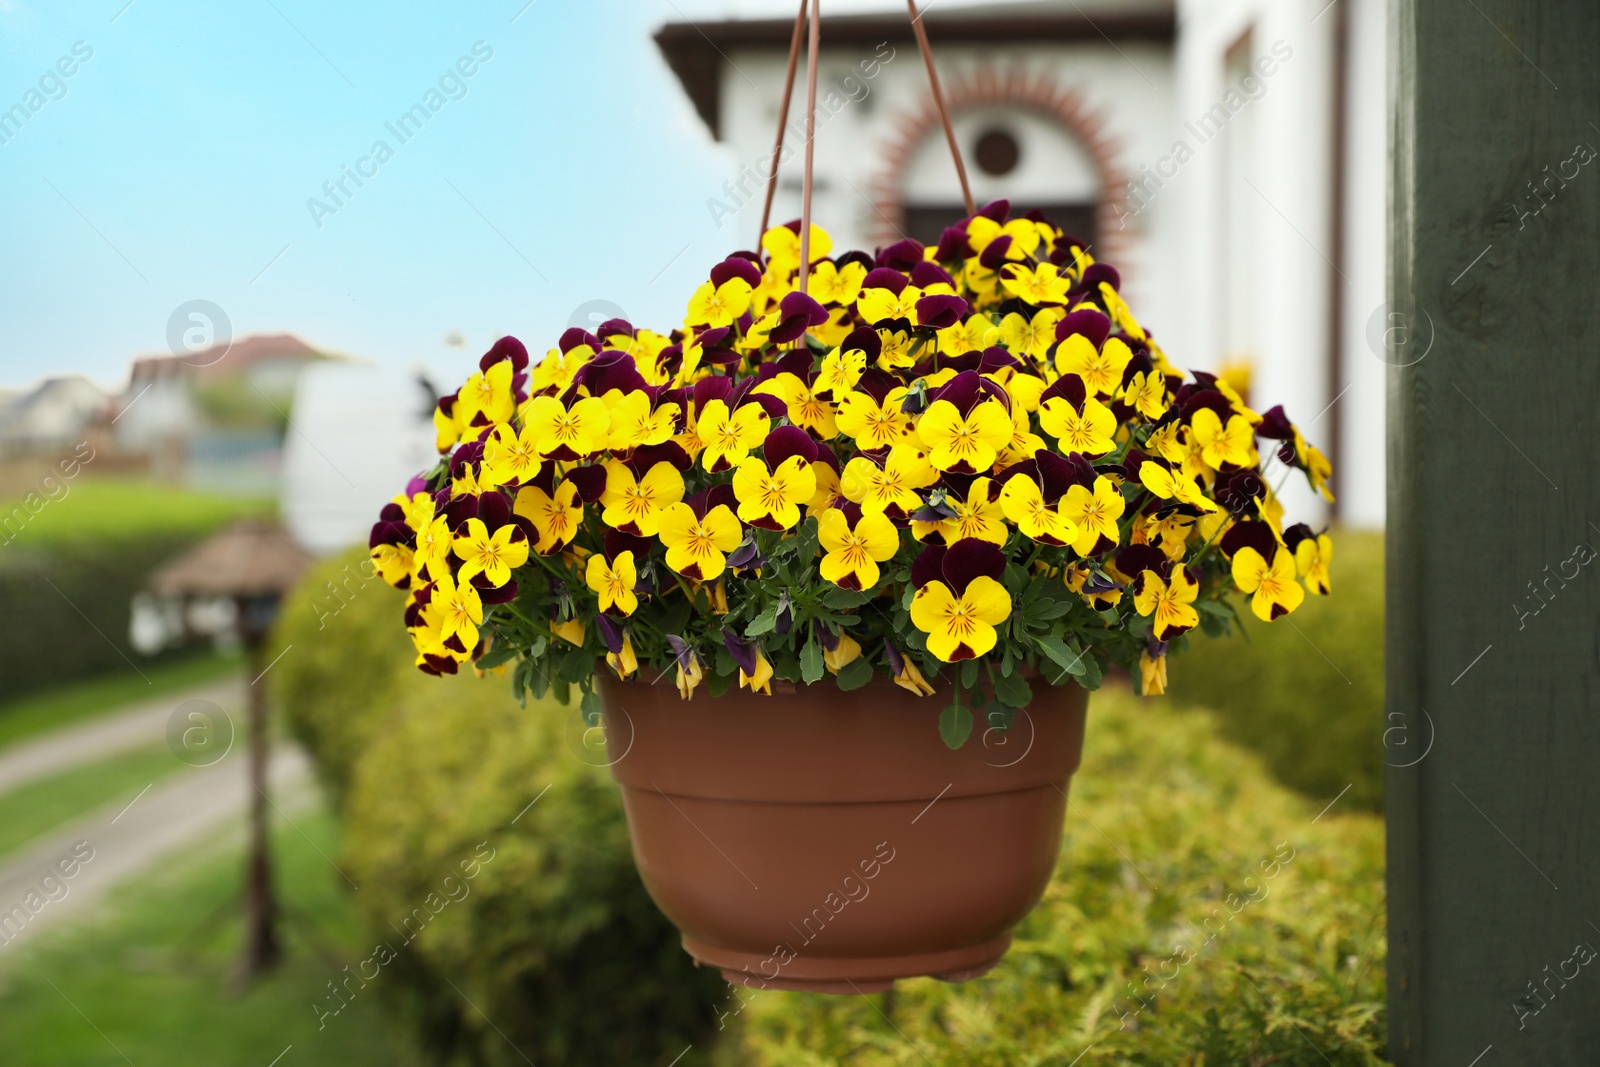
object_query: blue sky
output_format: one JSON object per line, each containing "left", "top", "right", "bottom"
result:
{"left": 0, "top": 0, "right": 803, "bottom": 391}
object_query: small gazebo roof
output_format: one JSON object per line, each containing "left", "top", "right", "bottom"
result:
{"left": 149, "top": 519, "right": 313, "bottom": 599}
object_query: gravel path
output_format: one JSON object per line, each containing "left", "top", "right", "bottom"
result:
{"left": 0, "top": 676, "right": 247, "bottom": 795}
{"left": 0, "top": 744, "right": 314, "bottom": 956}
{"left": 0, "top": 673, "right": 323, "bottom": 957}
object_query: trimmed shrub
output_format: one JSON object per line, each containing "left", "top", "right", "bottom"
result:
{"left": 274, "top": 551, "right": 411, "bottom": 803}
{"left": 726, "top": 687, "right": 1387, "bottom": 1065}
{"left": 0, "top": 535, "right": 196, "bottom": 702}
{"left": 274, "top": 550, "right": 728, "bottom": 1066}
{"left": 1171, "top": 529, "right": 1385, "bottom": 812}
{"left": 0, "top": 479, "right": 271, "bottom": 703}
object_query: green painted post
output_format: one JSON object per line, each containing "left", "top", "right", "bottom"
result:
{"left": 1387, "top": 0, "right": 1600, "bottom": 1062}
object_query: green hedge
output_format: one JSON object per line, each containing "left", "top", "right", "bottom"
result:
{"left": 0, "top": 479, "right": 272, "bottom": 703}
{"left": 277, "top": 550, "right": 1386, "bottom": 1066}
{"left": 727, "top": 687, "right": 1387, "bottom": 1065}
{"left": 274, "top": 551, "right": 728, "bottom": 1065}
{"left": 0, "top": 535, "right": 195, "bottom": 703}
{"left": 1171, "top": 530, "right": 1385, "bottom": 812}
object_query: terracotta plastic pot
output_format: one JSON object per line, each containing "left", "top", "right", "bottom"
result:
{"left": 598, "top": 673, "right": 1088, "bottom": 992}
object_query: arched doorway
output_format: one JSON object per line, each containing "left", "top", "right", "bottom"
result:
{"left": 870, "top": 66, "right": 1130, "bottom": 261}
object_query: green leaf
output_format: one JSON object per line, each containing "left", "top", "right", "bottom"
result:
{"left": 836, "top": 657, "right": 875, "bottom": 691}
{"left": 793, "top": 516, "right": 820, "bottom": 565}
{"left": 746, "top": 607, "right": 778, "bottom": 637}
{"left": 1078, "top": 651, "right": 1104, "bottom": 690}
{"left": 800, "top": 638, "right": 825, "bottom": 684}
{"left": 1025, "top": 598, "right": 1075, "bottom": 621}
{"left": 993, "top": 671, "right": 1032, "bottom": 708}
{"left": 960, "top": 660, "right": 980, "bottom": 689}
{"left": 939, "top": 700, "right": 974, "bottom": 749}
{"left": 822, "top": 587, "right": 874, "bottom": 609}
{"left": 1035, "top": 635, "right": 1088, "bottom": 676}
{"left": 470, "top": 646, "right": 515, "bottom": 671}
{"left": 707, "top": 669, "right": 733, "bottom": 697}
{"left": 579, "top": 687, "right": 601, "bottom": 720}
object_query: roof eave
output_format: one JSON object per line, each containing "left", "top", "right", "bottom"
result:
{"left": 653, "top": 7, "right": 1176, "bottom": 140}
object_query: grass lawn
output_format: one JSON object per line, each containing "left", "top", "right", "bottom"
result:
{"left": 0, "top": 653, "right": 243, "bottom": 749}
{"left": 0, "top": 804, "right": 424, "bottom": 1067}
{"left": 0, "top": 744, "right": 197, "bottom": 862}
{"left": 1, "top": 478, "right": 274, "bottom": 548}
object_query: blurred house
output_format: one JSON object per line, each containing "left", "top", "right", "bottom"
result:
{"left": 658, "top": 0, "right": 1383, "bottom": 526}
{"left": 0, "top": 375, "right": 110, "bottom": 456}
{"left": 114, "top": 333, "right": 336, "bottom": 496}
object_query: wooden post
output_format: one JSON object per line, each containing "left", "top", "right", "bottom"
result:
{"left": 238, "top": 626, "right": 280, "bottom": 980}
{"left": 1387, "top": 0, "right": 1600, "bottom": 1062}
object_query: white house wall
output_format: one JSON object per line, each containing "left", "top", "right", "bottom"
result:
{"left": 707, "top": 4, "right": 1384, "bottom": 526}
{"left": 717, "top": 41, "right": 1179, "bottom": 342}
{"left": 1338, "top": 0, "right": 1387, "bottom": 528}
{"left": 1174, "top": 0, "right": 1385, "bottom": 526}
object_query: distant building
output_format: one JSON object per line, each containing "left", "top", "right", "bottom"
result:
{"left": 114, "top": 333, "right": 337, "bottom": 495}
{"left": 658, "top": 0, "right": 1383, "bottom": 526}
{"left": 0, "top": 375, "right": 110, "bottom": 456}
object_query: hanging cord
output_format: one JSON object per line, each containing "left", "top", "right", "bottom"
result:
{"left": 797, "top": 0, "right": 822, "bottom": 295}
{"left": 756, "top": 0, "right": 809, "bottom": 250}
{"left": 906, "top": 0, "right": 975, "bottom": 217}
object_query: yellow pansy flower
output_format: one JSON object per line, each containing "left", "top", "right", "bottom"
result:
{"left": 604, "top": 391, "right": 681, "bottom": 451}
{"left": 1295, "top": 533, "right": 1333, "bottom": 595}
{"left": 818, "top": 508, "right": 900, "bottom": 589}
{"left": 599, "top": 460, "right": 684, "bottom": 537}
{"left": 1190, "top": 407, "right": 1257, "bottom": 469}
{"left": 999, "top": 262, "right": 1071, "bottom": 305}
{"left": 812, "top": 346, "right": 866, "bottom": 399}
{"left": 482, "top": 423, "right": 543, "bottom": 487}
{"left": 685, "top": 277, "right": 753, "bottom": 328}
{"left": 1231, "top": 546, "right": 1305, "bottom": 621}
{"left": 1039, "top": 395, "right": 1117, "bottom": 456}
{"left": 732, "top": 455, "right": 816, "bottom": 531}
{"left": 807, "top": 260, "right": 867, "bottom": 305}
{"left": 657, "top": 502, "right": 742, "bottom": 581}
{"left": 840, "top": 447, "right": 938, "bottom": 516}
{"left": 520, "top": 395, "right": 612, "bottom": 458}
{"left": 756, "top": 373, "right": 837, "bottom": 439}
{"left": 585, "top": 551, "right": 639, "bottom": 616}
{"left": 452, "top": 518, "right": 529, "bottom": 588}
{"left": 835, "top": 388, "right": 912, "bottom": 450}
{"left": 916, "top": 398, "right": 1012, "bottom": 473}
{"left": 695, "top": 399, "right": 770, "bottom": 473}
{"left": 999, "top": 476, "right": 1079, "bottom": 547}
{"left": 513, "top": 481, "right": 583, "bottom": 554}
{"left": 1060, "top": 475, "right": 1125, "bottom": 557}
{"left": 455, "top": 360, "right": 516, "bottom": 429}
{"left": 1132, "top": 565, "right": 1200, "bottom": 640}
{"left": 910, "top": 577, "right": 1012, "bottom": 662}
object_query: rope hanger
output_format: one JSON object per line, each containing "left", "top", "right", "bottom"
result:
{"left": 758, "top": 0, "right": 977, "bottom": 291}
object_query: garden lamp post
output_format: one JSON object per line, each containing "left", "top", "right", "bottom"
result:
{"left": 148, "top": 519, "right": 311, "bottom": 982}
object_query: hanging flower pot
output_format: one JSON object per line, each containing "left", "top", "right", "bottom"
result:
{"left": 598, "top": 671, "right": 1087, "bottom": 991}
{"left": 368, "top": 0, "right": 1336, "bottom": 993}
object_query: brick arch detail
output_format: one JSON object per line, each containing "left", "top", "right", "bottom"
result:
{"left": 869, "top": 64, "right": 1131, "bottom": 263}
